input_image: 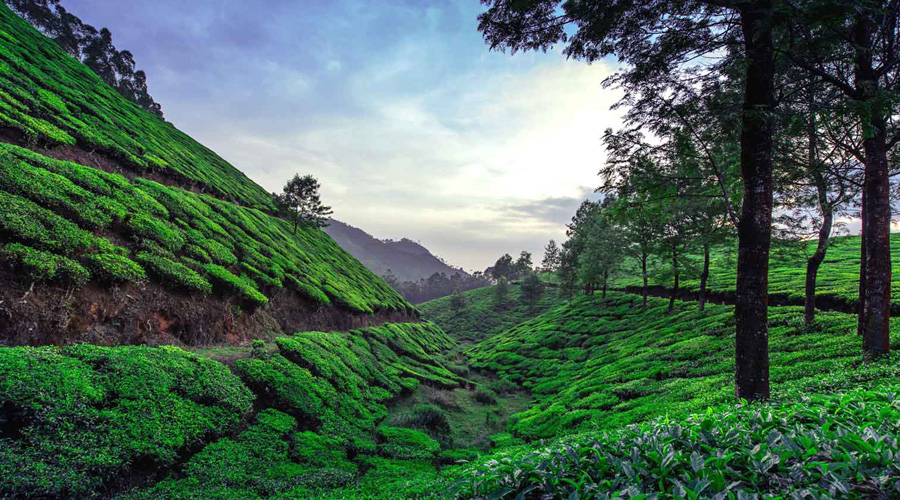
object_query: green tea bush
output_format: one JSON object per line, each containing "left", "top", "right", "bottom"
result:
{"left": 468, "top": 293, "right": 875, "bottom": 439}
{"left": 391, "top": 404, "right": 452, "bottom": 444}
{"left": 0, "top": 344, "right": 253, "bottom": 499}
{"left": 376, "top": 426, "right": 440, "bottom": 461}
{"left": 0, "top": 242, "right": 89, "bottom": 285}
{"left": 135, "top": 251, "right": 211, "bottom": 293}
{"left": 449, "top": 385, "right": 900, "bottom": 500}
{"left": 472, "top": 388, "right": 499, "bottom": 405}
{"left": 205, "top": 263, "right": 268, "bottom": 306}
{"left": 83, "top": 251, "right": 145, "bottom": 283}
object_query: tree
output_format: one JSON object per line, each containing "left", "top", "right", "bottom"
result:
{"left": 275, "top": 174, "right": 333, "bottom": 234}
{"left": 520, "top": 273, "right": 545, "bottom": 307}
{"left": 493, "top": 276, "right": 510, "bottom": 308}
{"left": 479, "top": 0, "right": 784, "bottom": 402}
{"left": 490, "top": 254, "right": 515, "bottom": 281}
{"left": 540, "top": 239, "right": 561, "bottom": 273}
{"left": 450, "top": 289, "right": 468, "bottom": 315}
{"left": 515, "top": 251, "right": 533, "bottom": 277}
{"left": 3, "top": 0, "right": 164, "bottom": 117}
{"left": 781, "top": 0, "right": 899, "bottom": 356}
{"left": 558, "top": 246, "right": 580, "bottom": 304}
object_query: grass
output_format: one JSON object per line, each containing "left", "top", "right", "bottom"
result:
{"left": 0, "top": 3, "right": 275, "bottom": 210}
{"left": 418, "top": 283, "right": 567, "bottom": 345}
{"left": 0, "top": 142, "right": 409, "bottom": 314}
{"left": 467, "top": 292, "right": 898, "bottom": 440}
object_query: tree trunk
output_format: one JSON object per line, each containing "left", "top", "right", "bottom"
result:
{"left": 699, "top": 243, "right": 710, "bottom": 312}
{"left": 602, "top": 270, "right": 608, "bottom": 298}
{"left": 641, "top": 252, "right": 648, "bottom": 310}
{"left": 805, "top": 203, "right": 833, "bottom": 327}
{"left": 734, "top": 3, "right": 774, "bottom": 402}
{"left": 668, "top": 243, "right": 678, "bottom": 313}
{"left": 854, "top": 12, "right": 892, "bottom": 358}
{"left": 804, "top": 95, "right": 833, "bottom": 328}
{"left": 858, "top": 185, "right": 867, "bottom": 336}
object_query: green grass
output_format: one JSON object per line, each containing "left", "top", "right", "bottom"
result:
{"left": 0, "top": 142, "right": 408, "bottom": 314}
{"left": 0, "top": 3, "right": 275, "bottom": 210}
{"left": 418, "top": 284, "right": 567, "bottom": 344}
{"left": 467, "top": 292, "right": 898, "bottom": 440}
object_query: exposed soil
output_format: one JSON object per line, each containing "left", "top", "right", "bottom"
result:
{"left": 0, "top": 267, "right": 417, "bottom": 347}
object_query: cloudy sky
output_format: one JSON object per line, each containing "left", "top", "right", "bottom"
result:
{"left": 64, "top": 0, "right": 621, "bottom": 271}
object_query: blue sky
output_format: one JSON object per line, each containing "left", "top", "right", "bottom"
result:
{"left": 64, "top": 0, "right": 620, "bottom": 271}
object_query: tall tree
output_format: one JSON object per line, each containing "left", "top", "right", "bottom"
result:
{"left": 781, "top": 0, "right": 899, "bottom": 356}
{"left": 479, "top": 0, "right": 783, "bottom": 400}
{"left": 540, "top": 239, "right": 561, "bottom": 273}
{"left": 274, "top": 174, "right": 333, "bottom": 234}
{"left": 520, "top": 273, "right": 546, "bottom": 307}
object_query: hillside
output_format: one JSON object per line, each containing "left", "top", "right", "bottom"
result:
{"left": 611, "top": 234, "right": 900, "bottom": 312}
{"left": 418, "top": 283, "right": 566, "bottom": 344}
{"left": 0, "top": 321, "right": 477, "bottom": 499}
{"left": 324, "top": 218, "right": 465, "bottom": 283}
{"left": 467, "top": 292, "right": 883, "bottom": 438}
{"left": 0, "top": 4, "right": 411, "bottom": 345}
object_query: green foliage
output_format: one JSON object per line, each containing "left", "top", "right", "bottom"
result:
{"left": 376, "top": 426, "right": 440, "bottom": 461}
{"left": 419, "top": 282, "right": 566, "bottom": 344}
{"left": 449, "top": 385, "right": 900, "bottom": 499}
{"left": 472, "top": 388, "right": 498, "bottom": 406}
{"left": 83, "top": 252, "right": 145, "bottom": 283}
{"left": 136, "top": 251, "right": 212, "bottom": 293}
{"left": 0, "top": 344, "right": 253, "bottom": 499}
{"left": 205, "top": 264, "right": 268, "bottom": 306}
{"left": 0, "top": 4, "right": 275, "bottom": 209}
{"left": 467, "top": 292, "right": 888, "bottom": 439}
{"left": 391, "top": 404, "right": 453, "bottom": 445}
{"left": 0, "top": 242, "right": 89, "bottom": 285}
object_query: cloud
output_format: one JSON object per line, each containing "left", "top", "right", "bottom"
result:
{"left": 63, "top": 0, "right": 626, "bottom": 271}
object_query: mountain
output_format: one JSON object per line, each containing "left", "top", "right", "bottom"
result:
{"left": 0, "top": 4, "right": 411, "bottom": 346}
{"left": 324, "top": 218, "right": 467, "bottom": 282}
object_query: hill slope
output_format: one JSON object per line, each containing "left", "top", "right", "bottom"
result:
{"left": 418, "top": 283, "right": 566, "bottom": 344}
{"left": 0, "top": 321, "right": 468, "bottom": 499}
{"left": 324, "top": 218, "right": 465, "bottom": 283}
{"left": 467, "top": 292, "right": 886, "bottom": 439}
{"left": 0, "top": 5, "right": 411, "bottom": 345}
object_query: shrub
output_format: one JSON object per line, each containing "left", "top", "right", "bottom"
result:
{"left": 473, "top": 388, "right": 499, "bottom": 406}
{"left": 488, "top": 378, "right": 518, "bottom": 396}
{"left": 290, "top": 431, "right": 356, "bottom": 473}
{"left": 126, "top": 213, "right": 185, "bottom": 251}
{"left": 205, "top": 264, "right": 268, "bottom": 306}
{"left": 0, "top": 344, "right": 253, "bottom": 499}
{"left": 375, "top": 426, "right": 440, "bottom": 461}
{"left": 391, "top": 404, "right": 451, "bottom": 444}
{"left": 0, "top": 242, "right": 89, "bottom": 285}
{"left": 83, "top": 252, "right": 145, "bottom": 283}
{"left": 135, "top": 252, "right": 211, "bottom": 293}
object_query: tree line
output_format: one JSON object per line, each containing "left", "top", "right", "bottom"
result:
{"left": 480, "top": 0, "right": 899, "bottom": 401}
{"left": 384, "top": 270, "right": 492, "bottom": 304}
{"left": 4, "top": 0, "right": 163, "bottom": 117}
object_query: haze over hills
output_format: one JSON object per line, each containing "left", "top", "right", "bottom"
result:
{"left": 324, "top": 218, "right": 467, "bottom": 283}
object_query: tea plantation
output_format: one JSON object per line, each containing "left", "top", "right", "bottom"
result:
{"left": 0, "top": 322, "right": 471, "bottom": 499}
{"left": 0, "top": 4, "right": 274, "bottom": 209}
{"left": 611, "top": 234, "right": 900, "bottom": 309}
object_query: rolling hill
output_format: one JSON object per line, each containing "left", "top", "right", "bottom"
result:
{"left": 0, "top": 3, "right": 412, "bottom": 345}
{"left": 323, "top": 218, "right": 466, "bottom": 283}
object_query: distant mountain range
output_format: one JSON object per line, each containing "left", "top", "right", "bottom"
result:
{"left": 324, "top": 219, "right": 467, "bottom": 283}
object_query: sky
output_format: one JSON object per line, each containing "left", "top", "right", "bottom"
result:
{"left": 63, "top": 0, "right": 621, "bottom": 272}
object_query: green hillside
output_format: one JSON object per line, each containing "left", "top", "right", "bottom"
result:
{"left": 467, "top": 292, "right": 896, "bottom": 439}
{"left": 611, "top": 234, "right": 899, "bottom": 309}
{"left": 0, "top": 4, "right": 274, "bottom": 210}
{"left": 0, "top": 322, "right": 467, "bottom": 499}
{"left": 418, "top": 283, "right": 566, "bottom": 344}
{"left": 0, "top": 3, "right": 410, "bottom": 337}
